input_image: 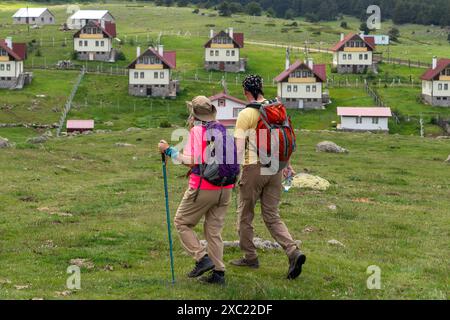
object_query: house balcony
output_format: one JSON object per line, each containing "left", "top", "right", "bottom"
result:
{"left": 288, "top": 77, "right": 316, "bottom": 83}
{"left": 344, "top": 47, "right": 368, "bottom": 52}
{"left": 0, "top": 56, "right": 9, "bottom": 62}
{"left": 79, "top": 34, "right": 103, "bottom": 39}
{"left": 439, "top": 75, "right": 450, "bottom": 81}
{"left": 210, "top": 44, "right": 234, "bottom": 49}
{"left": 135, "top": 64, "right": 163, "bottom": 70}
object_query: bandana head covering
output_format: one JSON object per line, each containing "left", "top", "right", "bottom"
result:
{"left": 242, "top": 74, "right": 263, "bottom": 93}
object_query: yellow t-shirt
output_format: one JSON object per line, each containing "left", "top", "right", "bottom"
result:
{"left": 234, "top": 107, "right": 260, "bottom": 165}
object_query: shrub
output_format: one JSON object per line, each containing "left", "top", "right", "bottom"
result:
{"left": 116, "top": 51, "right": 126, "bottom": 61}
{"left": 192, "top": 8, "right": 200, "bottom": 14}
{"left": 160, "top": 120, "right": 172, "bottom": 128}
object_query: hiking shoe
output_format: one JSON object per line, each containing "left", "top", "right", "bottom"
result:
{"left": 229, "top": 257, "right": 259, "bottom": 269}
{"left": 188, "top": 255, "right": 214, "bottom": 278}
{"left": 200, "top": 270, "right": 225, "bottom": 285}
{"left": 287, "top": 250, "right": 306, "bottom": 280}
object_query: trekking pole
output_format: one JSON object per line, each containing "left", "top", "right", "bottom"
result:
{"left": 161, "top": 153, "right": 175, "bottom": 284}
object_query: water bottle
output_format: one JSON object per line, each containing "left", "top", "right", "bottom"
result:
{"left": 282, "top": 168, "right": 294, "bottom": 192}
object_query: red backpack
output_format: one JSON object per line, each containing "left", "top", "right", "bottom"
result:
{"left": 247, "top": 99, "right": 296, "bottom": 169}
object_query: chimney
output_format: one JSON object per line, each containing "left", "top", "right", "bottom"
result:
{"left": 432, "top": 56, "right": 437, "bottom": 70}
{"left": 210, "top": 29, "right": 214, "bottom": 39}
{"left": 340, "top": 33, "right": 345, "bottom": 41}
{"left": 285, "top": 47, "right": 290, "bottom": 70}
{"left": 158, "top": 45, "right": 164, "bottom": 56}
{"left": 307, "top": 58, "right": 314, "bottom": 70}
{"left": 5, "top": 37, "right": 12, "bottom": 49}
{"left": 136, "top": 46, "right": 141, "bottom": 58}
{"left": 228, "top": 27, "right": 234, "bottom": 39}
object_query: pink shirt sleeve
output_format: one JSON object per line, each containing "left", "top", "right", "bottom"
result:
{"left": 183, "top": 126, "right": 205, "bottom": 164}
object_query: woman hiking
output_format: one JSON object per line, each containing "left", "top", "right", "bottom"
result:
{"left": 158, "top": 96, "right": 239, "bottom": 285}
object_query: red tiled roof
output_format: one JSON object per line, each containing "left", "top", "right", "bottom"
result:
{"left": 274, "top": 60, "right": 327, "bottom": 83}
{"left": 0, "top": 39, "right": 26, "bottom": 60}
{"left": 128, "top": 47, "right": 176, "bottom": 69}
{"left": 421, "top": 58, "right": 450, "bottom": 81}
{"left": 204, "top": 30, "right": 244, "bottom": 48}
{"left": 337, "top": 107, "right": 392, "bottom": 117}
{"left": 209, "top": 92, "right": 247, "bottom": 106}
{"left": 331, "top": 33, "right": 375, "bottom": 52}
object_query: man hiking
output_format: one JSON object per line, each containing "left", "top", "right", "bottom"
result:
{"left": 230, "top": 75, "right": 306, "bottom": 280}
{"left": 158, "top": 96, "right": 239, "bottom": 285}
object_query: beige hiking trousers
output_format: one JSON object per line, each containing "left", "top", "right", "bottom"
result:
{"left": 174, "top": 187, "right": 232, "bottom": 272}
{"left": 237, "top": 164, "right": 298, "bottom": 260}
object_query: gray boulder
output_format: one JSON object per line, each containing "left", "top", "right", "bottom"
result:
{"left": 27, "top": 135, "right": 48, "bottom": 144}
{"left": 316, "top": 141, "right": 348, "bottom": 153}
{"left": 0, "top": 137, "right": 11, "bottom": 148}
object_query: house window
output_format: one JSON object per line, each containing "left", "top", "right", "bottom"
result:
{"left": 95, "top": 41, "right": 99, "bottom": 47}
{"left": 359, "top": 54, "right": 363, "bottom": 60}
{"left": 231, "top": 50, "right": 235, "bottom": 56}
{"left": 233, "top": 108, "right": 243, "bottom": 118}
{"left": 41, "top": 18, "right": 44, "bottom": 22}
{"left": 445, "top": 84, "right": 449, "bottom": 90}
{"left": 372, "top": 117, "right": 379, "bottom": 124}
{"left": 306, "top": 86, "right": 310, "bottom": 92}
{"left": 312, "top": 85, "right": 317, "bottom": 92}
{"left": 160, "top": 72, "right": 164, "bottom": 79}
{"left": 6, "top": 64, "right": 10, "bottom": 71}
{"left": 365, "top": 54, "right": 368, "bottom": 60}
{"left": 79, "top": 40, "right": 83, "bottom": 46}
{"left": 356, "top": 117, "right": 362, "bottom": 124}
{"left": 101, "top": 41, "right": 104, "bottom": 47}
{"left": 218, "top": 99, "right": 226, "bottom": 107}
{"left": 0, "top": 64, "right": 4, "bottom": 71}
{"left": 226, "top": 50, "right": 230, "bottom": 56}
{"left": 210, "top": 50, "right": 214, "bottom": 56}
{"left": 140, "top": 72, "right": 144, "bottom": 79}
{"left": 348, "top": 54, "right": 352, "bottom": 60}
{"left": 215, "top": 50, "right": 219, "bottom": 56}
{"left": 287, "top": 85, "right": 292, "bottom": 92}
{"left": 84, "top": 41, "right": 88, "bottom": 46}
{"left": 438, "top": 84, "right": 443, "bottom": 90}
{"left": 343, "top": 54, "right": 347, "bottom": 60}
{"left": 154, "top": 72, "right": 159, "bottom": 79}
{"left": 134, "top": 72, "right": 138, "bottom": 79}
{"left": 293, "top": 86, "right": 298, "bottom": 92}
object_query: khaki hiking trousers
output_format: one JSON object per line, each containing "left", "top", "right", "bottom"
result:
{"left": 174, "top": 187, "right": 232, "bottom": 272}
{"left": 237, "top": 164, "right": 298, "bottom": 261}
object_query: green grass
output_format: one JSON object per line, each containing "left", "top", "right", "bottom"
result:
{"left": 0, "top": 129, "right": 448, "bottom": 299}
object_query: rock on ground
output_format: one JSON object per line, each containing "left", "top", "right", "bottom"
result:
{"left": 0, "top": 137, "right": 11, "bottom": 148}
{"left": 328, "top": 239, "right": 345, "bottom": 247}
{"left": 126, "top": 127, "right": 142, "bottom": 132}
{"left": 115, "top": 142, "right": 135, "bottom": 147}
{"left": 69, "top": 258, "right": 94, "bottom": 269}
{"left": 445, "top": 155, "right": 450, "bottom": 163}
{"left": 291, "top": 173, "right": 330, "bottom": 191}
{"left": 316, "top": 141, "right": 348, "bottom": 154}
{"left": 27, "top": 135, "right": 48, "bottom": 144}
{"left": 200, "top": 237, "right": 301, "bottom": 250}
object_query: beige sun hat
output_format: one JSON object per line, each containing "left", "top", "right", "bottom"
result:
{"left": 186, "top": 96, "right": 217, "bottom": 122}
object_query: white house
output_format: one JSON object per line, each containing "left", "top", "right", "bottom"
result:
{"left": 128, "top": 46, "right": 179, "bottom": 98}
{"left": 12, "top": 8, "right": 55, "bottom": 25}
{"left": 337, "top": 107, "right": 392, "bottom": 132}
{"left": 331, "top": 33, "right": 376, "bottom": 74}
{"left": 421, "top": 57, "right": 450, "bottom": 107}
{"left": 68, "top": 10, "right": 115, "bottom": 30}
{"left": 0, "top": 37, "right": 32, "bottom": 89}
{"left": 274, "top": 49, "right": 328, "bottom": 110}
{"left": 73, "top": 20, "right": 117, "bottom": 62}
{"left": 362, "top": 34, "right": 389, "bottom": 45}
{"left": 204, "top": 28, "right": 245, "bottom": 73}
{"left": 209, "top": 92, "right": 247, "bottom": 127}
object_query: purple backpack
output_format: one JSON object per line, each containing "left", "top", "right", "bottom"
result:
{"left": 191, "top": 121, "right": 240, "bottom": 187}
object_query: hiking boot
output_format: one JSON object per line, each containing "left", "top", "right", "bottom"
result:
{"left": 200, "top": 270, "right": 225, "bottom": 285}
{"left": 287, "top": 250, "right": 306, "bottom": 280}
{"left": 188, "top": 255, "right": 214, "bottom": 278}
{"left": 229, "top": 257, "right": 259, "bottom": 269}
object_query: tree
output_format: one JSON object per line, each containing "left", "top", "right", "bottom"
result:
{"left": 447, "top": 33, "right": 450, "bottom": 43}
{"left": 229, "top": 2, "right": 244, "bottom": 13}
{"left": 245, "top": 1, "right": 262, "bottom": 16}
{"left": 360, "top": 22, "right": 370, "bottom": 35}
{"left": 285, "top": 8, "right": 296, "bottom": 20}
{"left": 218, "top": 1, "right": 232, "bottom": 17}
{"left": 340, "top": 21, "right": 348, "bottom": 29}
{"left": 266, "top": 7, "right": 276, "bottom": 18}
{"left": 389, "top": 27, "right": 400, "bottom": 42}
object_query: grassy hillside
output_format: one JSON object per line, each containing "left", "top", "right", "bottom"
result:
{"left": 0, "top": 129, "right": 449, "bottom": 299}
